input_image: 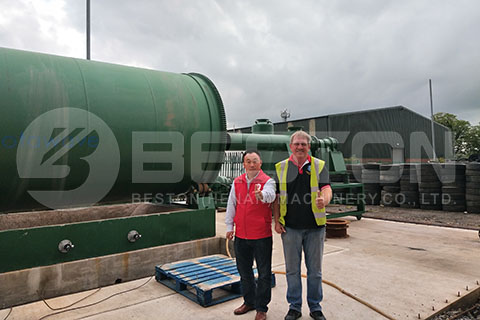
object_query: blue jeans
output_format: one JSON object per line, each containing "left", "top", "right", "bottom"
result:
{"left": 235, "top": 236, "right": 273, "bottom": 312}
{"left": 281, "top": 226, "right": 325, "bottom": 312}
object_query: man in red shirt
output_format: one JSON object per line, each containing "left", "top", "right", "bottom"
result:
{"left": 226, "top": 149, "right": 276, "bottom": 320}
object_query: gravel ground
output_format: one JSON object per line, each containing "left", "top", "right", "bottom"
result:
{"left": 430, "top": 297, "right": 480, "bottom": 320}
{"left": 361, "top": 205, "right": 480, "bottom": 231}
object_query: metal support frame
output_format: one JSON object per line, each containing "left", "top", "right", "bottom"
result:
{"left": 329, "top": 181, "right": 365, "bottom": 220}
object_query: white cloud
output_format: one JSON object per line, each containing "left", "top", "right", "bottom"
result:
{"left": 0, "top": 0, "right": 478, "bottom": 127}
{"left": 0, "top": 0, "right": 84, "bottom": 57}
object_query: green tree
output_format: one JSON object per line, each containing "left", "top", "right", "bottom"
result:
{"left": 465, "top": 124, "right": 480, "bottom": 156}
{"left": 433, "top": 112, "right": 472, "bottom": 158}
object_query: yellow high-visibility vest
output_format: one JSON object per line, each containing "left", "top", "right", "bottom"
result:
{"left": 275, "top": 157, "right": 326, "bottom": 226}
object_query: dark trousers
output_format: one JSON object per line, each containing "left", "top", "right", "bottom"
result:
{"left": 234, "top": 236, "right": 272, "bottom": 312}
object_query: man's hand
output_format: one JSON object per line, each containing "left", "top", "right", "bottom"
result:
{"left": 226, "top": 231, "right": 234, "bottom": 240}
{"left": 315, "top": 190, "right": 326, "bottom": 209}
{"left": 254, "top": 184, "right": 263, "bottom": 201}
{"left": 274, "top": 221, "right": 286, "bottom": 234}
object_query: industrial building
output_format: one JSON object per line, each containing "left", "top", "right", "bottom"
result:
{"left": 231, "top": 106, "right": 454, "bottom": 163}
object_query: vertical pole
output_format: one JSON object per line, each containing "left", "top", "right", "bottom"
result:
{"left": 429, "top": 79, "right": 437, "bottom": 161}
{"left": 86, "top": 0, "right": 91, "bottom": 60}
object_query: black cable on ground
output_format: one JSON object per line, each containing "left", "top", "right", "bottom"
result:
{"left": 42, "top": 288, "right": 101, "bottom": 311}
{"left": 1, "top": 308, "right": 12, "bottom": 320}
{"left": 38, "top": 276, "right": 154, "bottom": 320}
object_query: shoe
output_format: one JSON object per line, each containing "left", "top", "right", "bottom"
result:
{"left": 255, "top": 311, "right": 267, "bottom": 320}
{"left": 285, "top": 309, "right": 302, "bottom": 320}
{"left": 233, "top": 303, "right": 255, "bottom": 315}
{"left": 310, "top": 310, "right": 326, "bottom": 320}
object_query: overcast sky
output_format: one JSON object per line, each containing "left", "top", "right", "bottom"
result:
{"left": 1, "top": 0, "right": 479, "bottom": 128}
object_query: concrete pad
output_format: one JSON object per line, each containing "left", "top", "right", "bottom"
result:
{"left": 1, "top": 215, "right": 479, "bottom": 320}
{"left": 322, "top": 218, "right": 480, "bottom": 320}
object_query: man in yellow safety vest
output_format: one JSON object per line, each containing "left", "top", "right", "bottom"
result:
{"left": 273, "top": 130, "right": 332, "bottom": 320}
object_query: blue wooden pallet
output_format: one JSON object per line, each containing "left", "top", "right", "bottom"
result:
{"left": 155, "top": 254, "right": 275, "bottom": 307}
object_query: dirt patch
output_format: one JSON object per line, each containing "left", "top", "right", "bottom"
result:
{"left": 0, "top": 203, "right": 188, "bottom": 231}
{"left": 361, "top": 205, "right": 480, "bottom": 231}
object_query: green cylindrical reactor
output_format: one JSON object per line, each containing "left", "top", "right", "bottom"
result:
{"left": 0, "top": 47, "right": 226, "bottom": 212}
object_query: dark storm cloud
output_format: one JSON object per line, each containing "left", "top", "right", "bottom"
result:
{"left": 2, "top": 0, "right": 479, "bottom": 127}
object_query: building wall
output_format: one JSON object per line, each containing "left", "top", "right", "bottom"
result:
{"left": 325, "top": 107, "right": 453, "bottom": 162}
{"left": 230, "top": 106, "right": 453, "bottom": 163}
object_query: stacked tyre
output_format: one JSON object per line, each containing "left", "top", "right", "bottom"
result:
{"left": 440, "top": 163, "right": 466, "bottom": 212}
{"left": 466, "top": 163, "right": 480, "bottom": 213}
{"left": 380, "top": 164, "right": 401, "bottom": 207}
{"left": 399, "top": 164, "right": 420, "bottom": 208}
{"left": 361, "top": 163, "right": 381, "bottom": 205}
{"left": 417, "top": 163, "right": 442, "bottom": 210}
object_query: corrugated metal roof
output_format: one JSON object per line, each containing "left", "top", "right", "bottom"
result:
{"left": 228, "top": 105, "right": 450, "bottom": 132}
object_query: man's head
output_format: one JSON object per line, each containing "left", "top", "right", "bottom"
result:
{"left": 289, "top": 130, "right": 311, "bottom": 163}
{"left": 243, "top": 149, "right": 262, "bottom": 177}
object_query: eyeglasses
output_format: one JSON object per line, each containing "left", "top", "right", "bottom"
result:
{"left": 292, "top": 142, "right": 308, "bottom": 147}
